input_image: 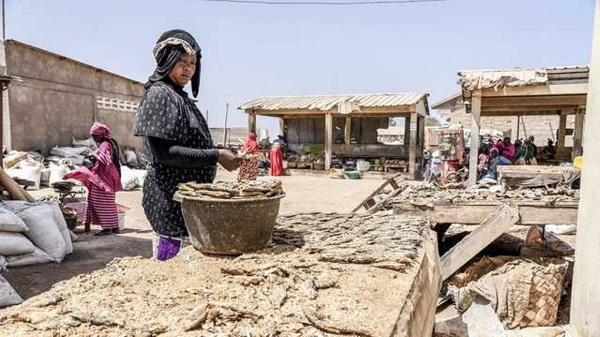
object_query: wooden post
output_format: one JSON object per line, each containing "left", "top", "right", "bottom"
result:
{"left": 344, "top": 115, "right": 351, "bottom": 152}
{"left": 557, "top": 112, "right": 567, "bottom": 158}
{"left": 247, "top": 111, "right": 256, "bottom": 134}
{"left": 468, "top": 92, "right": 481, "bottom": 185}
{"left": 573, "top": 108, "right": 584, "bottom": 159}
{"left": 404, "top": 114, "right": 410, "bottom": 148}
{"left": 325, "top": 113, "right": 333, "bottom": 170}
{"left": 408, "top": 112, "right": 417, "bottom": 178}
{"left": 571, "top": 2, "right": 600, "bottom": 335}
{"left": 279, "top": 118, "right": 285, "bottom": 137}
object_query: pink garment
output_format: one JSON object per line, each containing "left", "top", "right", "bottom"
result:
{"left": 502, "top": 143, "right": 516, "bottom": 162}
{"left": 92, "top": 141, "right": 122, "bottom": 193}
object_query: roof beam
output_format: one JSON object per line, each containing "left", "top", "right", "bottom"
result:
{"left": 480, "top": 83, "right": 588, "bottom": 97}
{"left": 482, "top": 95, "right": 587, "bottom": 107}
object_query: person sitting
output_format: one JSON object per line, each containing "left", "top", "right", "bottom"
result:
{"left": 495, "top": 137, "right": 515, "bottom": 164}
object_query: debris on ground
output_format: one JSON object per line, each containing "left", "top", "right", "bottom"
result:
{"left": 0, "top": 212, "right": 440, "bottom": 337}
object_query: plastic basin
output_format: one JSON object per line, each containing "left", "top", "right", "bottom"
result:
{"left": 175, "top": 193, "right": 285, "bottom": 255}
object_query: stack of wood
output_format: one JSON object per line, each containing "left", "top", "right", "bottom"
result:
{"left": 177, "top": 180, "right": 283, "bottom": 200}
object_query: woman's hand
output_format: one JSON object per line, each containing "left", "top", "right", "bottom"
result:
{"left": 217, "top": 149, "right": 242, "bottom": 171}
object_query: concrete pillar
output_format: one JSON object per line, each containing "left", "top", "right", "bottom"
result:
{"left": 324, "top": 113, "right": 333, "bottom": 170}
{"left": 570, "top": 1, "right": 600, "bottom": 336}
{"left": 468, "top": 92, "right": 481, "bottom": 185}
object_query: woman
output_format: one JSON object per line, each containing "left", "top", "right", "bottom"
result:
{"left": 134, "top": 29, "right": 241, "bottom": 261}
{"left": 86, "top": 122, "right": 123, "bottom": 236}
{"left": 238, "top": 132, "right": 260, "bottom": 180}
{"left": 269, "top": 142, "right": 285, "bottom": 176}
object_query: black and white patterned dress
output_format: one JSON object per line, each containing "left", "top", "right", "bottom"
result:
{"left": 134, "top": 81, "right": 218, "bottom": 238}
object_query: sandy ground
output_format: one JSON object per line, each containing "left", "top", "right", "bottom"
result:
{"left": 3, "top": 171, "right": 384, "bottom": 300}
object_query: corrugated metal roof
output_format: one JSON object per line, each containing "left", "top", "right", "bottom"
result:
{"left": 239, "top": 93, "right": 427, "bottom": 112}
{"left": 458, "top": 65, "right": 589, "bottom": 92}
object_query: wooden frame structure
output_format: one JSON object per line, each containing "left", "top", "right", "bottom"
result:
{"left": 240, "top": 93, "right": 430, "bottom": 178}
{"left": 458, "top": 66, "right": 589, "bottom": 184}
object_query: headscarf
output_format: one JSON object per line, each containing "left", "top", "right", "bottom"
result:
{"left": 90, "top": 122, "right": 112, "bottom": 139}
{"left": 242, "top": 133, "right": 259, "bottom": 154}
{"left": 146, "top": 29, "right": 202, "bottom": 98}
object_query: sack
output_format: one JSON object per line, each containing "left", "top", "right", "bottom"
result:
{"left": 0, "top": 275, "right": 22, "bottom": 307}
{"left": 124, "top": 150, "right": 139, "bottom": 167}
{"left": 6, "top": 247, "right": 53, "bottom": 267}
{"left": 0, "top": 208, "right": 28, "bottom": 233}
{"left": 2, "top": 201, "right": 71, "bottom": 262}
{"left": 50, "top": 146, "right": 88, "bottom": 158}
{"left": 40, "top": 168, "right": 51, "bottom": 187}
{"left": 120, "top": 166, "right": 138, "bottom": 191}
{"left": 49, "top": 202, "right": 73, "bottom": 255}
{"left": 49, "top": 163, "right": 69, "bottom": 186}
{"left": 0, "top": 232, "right": 35, "bottom": 256}
{"left": 72, "top": 136, "right": 97, "bottom": 150}
{"left": 131, "top": 169, "right": 147, "bottom": 188}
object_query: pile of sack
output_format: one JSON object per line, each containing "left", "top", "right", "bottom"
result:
{"left": 0, "top": 201, "right": 73, "bottom": 307}
{"left": 4, "top": 136, "right": 148, "bottom": 192}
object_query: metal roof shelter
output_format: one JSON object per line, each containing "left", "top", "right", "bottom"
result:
{"left": 458, "top": 65, "right": 589, "bottom": 183}
{"left": 240, "top": 93, "right": 430, "bottom": 177}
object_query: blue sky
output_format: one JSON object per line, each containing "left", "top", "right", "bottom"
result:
{"left": 6, "top": 0, "right": 596, "bottom": 136}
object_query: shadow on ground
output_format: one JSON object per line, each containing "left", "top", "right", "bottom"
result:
{"left": 3, "top": 233, "right": 152, "bottom": 299}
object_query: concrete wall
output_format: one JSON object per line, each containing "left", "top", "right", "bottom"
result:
{"left": 4, "top": 40, "right": 144, "bottom": 154}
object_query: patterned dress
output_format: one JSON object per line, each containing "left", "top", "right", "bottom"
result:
{"left": 85, "top": 140, "right": 122, "bottom": 230}
{"left": 134, "top": 81, "right": 217, "bottom": 238}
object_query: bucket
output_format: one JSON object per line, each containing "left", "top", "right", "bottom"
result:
{"left": 176, "top": 193, "right": 285, "bottom": 255}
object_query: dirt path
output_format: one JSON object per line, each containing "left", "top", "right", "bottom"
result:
{"left": 3, "top": 172, "right": 384, "bottom": 300}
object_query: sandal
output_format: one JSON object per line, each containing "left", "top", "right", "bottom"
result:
{"left": 111, "top": 228, "right": 121, "bottom": 234}
{"left": 94, "top": 229, "right": 113, "bottom": 236}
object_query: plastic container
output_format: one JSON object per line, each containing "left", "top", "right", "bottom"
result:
{"left": 175, "top": 193, "right": 285, "bottom": 255}
{"left": 345, "top": 171, "right": 361, "bottom": 179}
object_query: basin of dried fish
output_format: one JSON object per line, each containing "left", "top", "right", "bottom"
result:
{"left": 176, "top": 180, "right": 284, "bottom": 200}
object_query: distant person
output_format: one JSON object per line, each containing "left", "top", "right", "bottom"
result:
{"left": 134, "top": 29, "right": 241, "bottom": 261}
{"left": 528, "top": 135, "right": 538, "bottom": 158}
{"left": 238, "top": 132, "right": 260, "bottom": 181}
{"left": 87, "top": 122, "right": 123, "bottom": 236}
{"left": 259, "top": 137, "right": 271, "bottom": 150}
{"left": 269, "top": 142, "right": 285, "bottom": 176}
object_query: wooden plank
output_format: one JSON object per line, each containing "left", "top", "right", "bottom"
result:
{"left": 428, "top": 204, "right": 578, "bottom": 226}
{"left": 440, "top": 205, "right": 519, "bottom": 280}
{"left": 468, "top": 92, "right": 481, "bottom": 184}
